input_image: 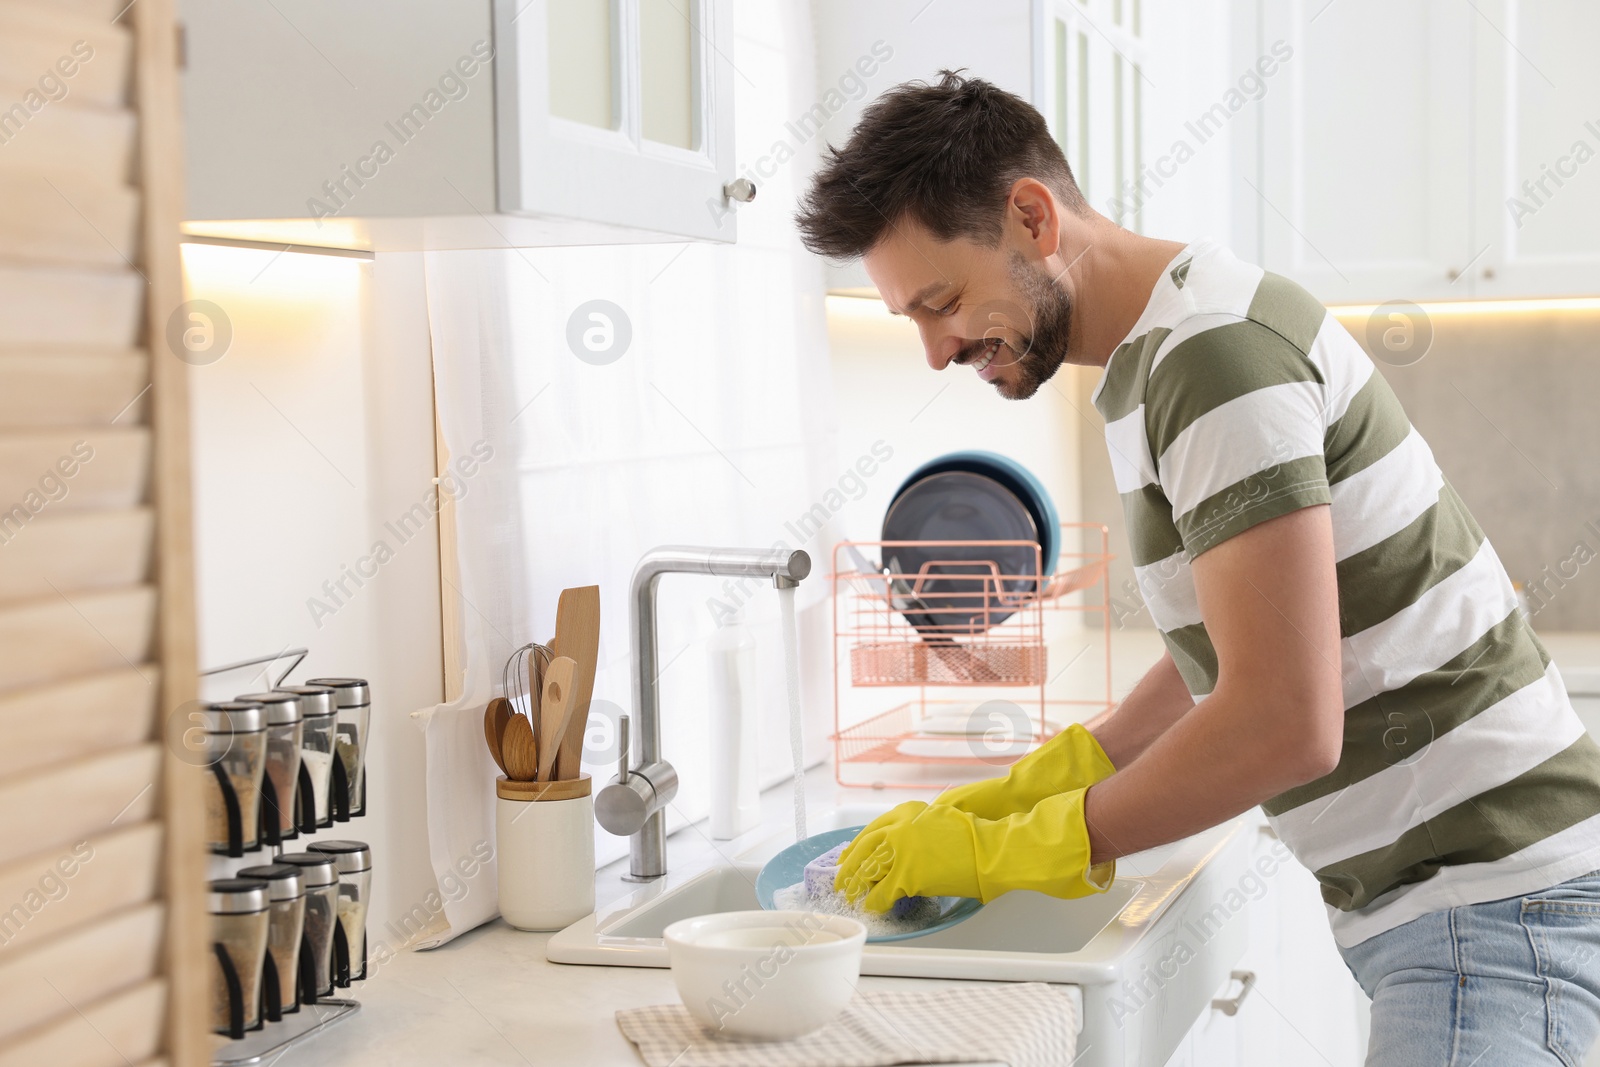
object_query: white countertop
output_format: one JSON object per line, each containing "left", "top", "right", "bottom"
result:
{"left": 266, "top": 765, "right": 1029, "bottom": 1067}
{"left": 271, "top": 923, "right": 1026, "bottom": 1066}
{"left": 1541, "top": 630, "right": 1600, "bottom": 691}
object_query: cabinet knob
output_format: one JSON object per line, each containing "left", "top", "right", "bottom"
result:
{"left": 722, "top": 178, "right": 757, "bottom": 204}
{"left": 1482, "top": 266, "right": 1496, "bottom": 280}
{"left": 1446, "top": 268, "right": 1461, "bottom": 281}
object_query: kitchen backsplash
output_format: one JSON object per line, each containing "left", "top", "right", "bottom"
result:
{"left": 1078, "top": 307, "right": 1600, "bottom": 634}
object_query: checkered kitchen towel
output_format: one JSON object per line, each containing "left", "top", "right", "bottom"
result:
{"left": 616, "top": 982, "right": 1079, "bottom": 1067}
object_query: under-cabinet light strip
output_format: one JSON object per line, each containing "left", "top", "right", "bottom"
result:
{"left": 180, "top": 234, "right": 375, "bottom": 260}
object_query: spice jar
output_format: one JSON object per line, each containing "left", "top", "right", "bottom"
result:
{"left": 237, "top": 691, "right": 302, "bottom": 842}
{"left": 307, "top": 839, "right": 372, "bottom": 985}
{"left": 274, "top": 852, "right": 340, "bottom": 1000}
{"left": 278, "top": 685, "right": 337, "bottom": 828}
{"left": 307, "top": 677, "right": 370, "bottom": 818}
{"left": 209, "top": 877, "right": 270, "bottom": 1037}
{"left": 236, "top": 863, "right": 306, "bottom": 1018}
{"left": 202, "top": 702, "right": 266, "bottom": 855}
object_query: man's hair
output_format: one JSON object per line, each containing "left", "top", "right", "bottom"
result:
{"left": 795, "top": 71, "right": 1088, "bottom": 260}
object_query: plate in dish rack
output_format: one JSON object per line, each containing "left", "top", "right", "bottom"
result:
{"left": 881, "top": 470, "right": 1041, "bottom": 639}
{"left": 754, "top": 825, "right": 984, "bottom": 943}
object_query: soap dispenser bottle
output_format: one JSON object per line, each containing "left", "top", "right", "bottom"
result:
{"left": 707, "top": 607, "right": 761, "bottom": 840}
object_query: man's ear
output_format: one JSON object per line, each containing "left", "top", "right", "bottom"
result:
{"left": 1007, "top": 178, "right": 1063, "bottom": 257}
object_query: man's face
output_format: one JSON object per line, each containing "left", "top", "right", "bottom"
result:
{"left": 862, "top": 222, "right": 1073, "bottom": 401}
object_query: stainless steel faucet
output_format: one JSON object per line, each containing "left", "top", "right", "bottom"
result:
{"left": 595, "top": 545, "right": 811, "bottom": 881}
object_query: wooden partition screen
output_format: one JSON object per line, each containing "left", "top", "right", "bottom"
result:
{"left": 0, "top": 0, "right": 205, "bottom": 1063}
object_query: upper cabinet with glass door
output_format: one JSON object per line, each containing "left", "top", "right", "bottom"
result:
{"left": 496, "top": 0, "right": 739, "bottom": 243}
{"left": 179, "top": 0, "right": 739, "bottom": 250}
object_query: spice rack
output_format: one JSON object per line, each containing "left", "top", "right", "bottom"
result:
{"left": 199, "top": 653, "right": 372, "bottom": 1067}
{"left": 830, "top": 524, "right": 1115, "bottom": 788}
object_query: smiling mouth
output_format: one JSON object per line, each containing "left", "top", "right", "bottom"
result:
{"left": 970, "top": 337, "right": 1003, "bottom": 374}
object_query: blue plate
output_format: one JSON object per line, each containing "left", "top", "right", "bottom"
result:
{"left": 754, "top": 825, "right": 984, "bottom": 943}
{"left": 892, "top": 451, "right": 1060, "bottom": 577}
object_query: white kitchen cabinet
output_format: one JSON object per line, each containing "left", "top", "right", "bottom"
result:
{"left": 1244, "top": 0, "right": 1477, "bottom": 305}
{"left": 1167, "top": 811, "right": 1369, "bottom": 1067}
{"left": 495, "top": 0, "right": 738, "bottom": 242}
{"left": 1469, "top": 0, "right": 1600, "bottom": 298}
{"left": 1235, "top": 816, "right": 1368, "bottom": 1066}
{"left": 180, "top": 0, "right": 740, "bottom": 250}
{"left": 1240, "top": 0, "right": 1600, "bottom": 304}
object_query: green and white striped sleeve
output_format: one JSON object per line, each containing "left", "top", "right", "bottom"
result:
{"left": 1143, "top": 316, "right": 1332, "bottom": 557}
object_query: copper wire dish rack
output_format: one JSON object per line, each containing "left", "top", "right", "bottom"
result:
{"left": 830, "top": 525, "right": 1114, "bottom": 788}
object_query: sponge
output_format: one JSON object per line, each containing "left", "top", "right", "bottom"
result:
{"left": 802, "top": 843, "right": 850, "bottom": 896}
{"left": 804, "top": 842, "right": 929, "bottom": 919}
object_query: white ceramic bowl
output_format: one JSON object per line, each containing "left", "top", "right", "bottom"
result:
{"left": 663, "top": 909, "right": 866, "bottom": 1040}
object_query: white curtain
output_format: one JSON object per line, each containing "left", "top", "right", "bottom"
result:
{"left": 413, "top": 231, "right": 841, "bottom": 942}
{"left": 409, "top": 250, "right": 535, "bottom": 945}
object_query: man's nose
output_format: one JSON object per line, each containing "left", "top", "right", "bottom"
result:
{"left": 919, "top": 323, "right": 964, "bottom": 372}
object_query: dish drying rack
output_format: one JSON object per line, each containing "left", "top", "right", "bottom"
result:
{"left": 830, "top": 524, "right": 1114, "bottom": 788}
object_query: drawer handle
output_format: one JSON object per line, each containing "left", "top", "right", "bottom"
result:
{"left": 1212, "top": 970, "right": 1256, "bottom": 1016}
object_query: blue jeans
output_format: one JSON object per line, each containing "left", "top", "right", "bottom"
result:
{"left": 1339, "top": 870, "right": 1600, "bottom": 1065}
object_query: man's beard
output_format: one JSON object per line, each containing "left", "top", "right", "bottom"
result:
{"left": 994, "top": 252, "right": 1073, "bottom": 400}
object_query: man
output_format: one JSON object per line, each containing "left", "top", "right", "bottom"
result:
{"left": 796, "top": 72, "right": 1600, "bottom": 1065}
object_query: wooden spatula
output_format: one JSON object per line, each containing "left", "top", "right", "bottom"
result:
{"left": 483, "top": 697, "right": 512, "bottom": 775}
{"left": 537, "top": 656, "right": 578, "bottom": 782}
{"left": 551, "top": 586, "right": 600, "bottom": 781}
{"left": 502, "top": 712, "right": 539, "bottom": 782}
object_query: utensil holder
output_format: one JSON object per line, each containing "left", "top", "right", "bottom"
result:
{"left": 495, "top": 774, "right": 594, "bottom": 931}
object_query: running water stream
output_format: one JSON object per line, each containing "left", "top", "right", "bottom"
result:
{"left": 778, "top": 584, "right": 807, "bottom": 842}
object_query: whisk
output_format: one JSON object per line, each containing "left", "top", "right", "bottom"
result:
{"left": 503, "top": 641, "right": 553, "bottom": 721}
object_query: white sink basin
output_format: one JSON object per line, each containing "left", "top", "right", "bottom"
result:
{"left": 598, "top": 865, "right": 1140, "bottom": 957}
{"left": 548, "top": 807, "right": 1252, "bottom": 1067}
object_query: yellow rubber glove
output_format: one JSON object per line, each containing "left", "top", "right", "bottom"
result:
{"left": 935, "top": 723, "right": 1115, "bottom": 821}
{"left": 850, "top": 799, "right": 927, "bottom": 841}
{"left": 835, "top": 788, "right": 1114, "bottom": 913}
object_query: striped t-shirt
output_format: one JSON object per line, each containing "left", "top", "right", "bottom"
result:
{"left": 1094, "top": 240, "right": 1600, "bottom": 946}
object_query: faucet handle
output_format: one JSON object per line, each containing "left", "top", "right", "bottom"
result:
{"left": 596, "top": 714, "right": 678, "bottom": 840}
{"left": 616, "top": 713, "right": 630, "bottom": 784}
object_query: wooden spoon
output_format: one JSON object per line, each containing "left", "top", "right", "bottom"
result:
{"left": 502, "top": 712, "right": 539, "bottom": 782}
{"left": 537, "top": 657, "right": 578, "bottom": 782}
{"left": 483, "top": 697, "right": 512, "bottom": 775}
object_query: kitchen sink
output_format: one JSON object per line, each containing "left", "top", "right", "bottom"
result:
{"left": 547, "top": 806, "right": 1255, "bottom": 1067}
{"left": 602, "top": 864, "right": 1141, "bottom": 953}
